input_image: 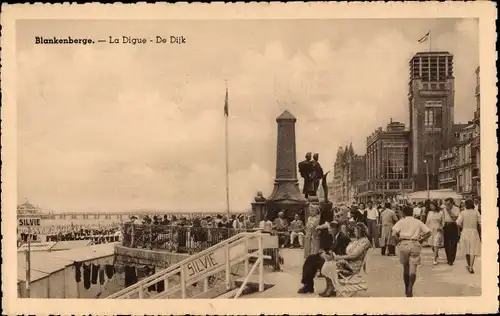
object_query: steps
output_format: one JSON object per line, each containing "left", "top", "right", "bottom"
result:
{"left": 107, "top": 232, "right": 272, "bottom": 299}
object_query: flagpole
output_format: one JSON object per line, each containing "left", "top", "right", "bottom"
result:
{"left": 224, "top": 81, "right": 230, "bottom": 218}
{"left": 429, "top": 30, "right": 432, "bottom": 52}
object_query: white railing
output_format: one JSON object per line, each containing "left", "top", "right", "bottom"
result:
{"left": 107, "top": 231, "right": 270, "bottom": 299}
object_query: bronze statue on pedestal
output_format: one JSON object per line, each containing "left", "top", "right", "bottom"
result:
{"left": 299, "top": 152, "right": 329, "bottom": 200}
{"left": 298, "top": 152, "right": 314, "bottom": 198}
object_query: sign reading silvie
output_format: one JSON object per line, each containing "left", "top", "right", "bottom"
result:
{"left": 18, "top": 216, "right": 42, "bottom": 227}
{"left": 185, "top": 253, "right": 219, "bottom": 278}
{"left": 183, "top": 242, "right": 246, "bottom": 281}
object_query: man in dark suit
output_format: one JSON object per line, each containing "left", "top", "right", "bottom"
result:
{"left": 298, "top": 220, "right": 351, "bottom": 294}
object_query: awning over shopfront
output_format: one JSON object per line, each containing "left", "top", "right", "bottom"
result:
{"left": 407, "top": 189, "right": 463, "bottom": 202}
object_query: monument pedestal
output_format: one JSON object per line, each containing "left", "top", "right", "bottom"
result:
{"left": 265, "top": 110, "right": 308, "bottom": 221}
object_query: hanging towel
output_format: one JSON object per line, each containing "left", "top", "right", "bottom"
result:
{"left": 114, "top": 263, "right": 124, "bottom": 274}
{"left": 74, "top": 262, "right": 82, "bottom": 283}
{"left": 91, "top": 264, "right": 99, "bottom": 284}
{"left": 156, "top": 280, "right": 165, "bottom": 293}
{"left": 99, "top": 266, "right": 105, "bottom": 285}
{"left": 124, "top": 266, "right": 138, "bottom": 287}
{"left": 147, "top": 266, "right": 156, "bottom": 292}
{"left": 105, "top": 264, "right": 115, "bottom": 279}
{"left": 136, "top": 265, "right": 148, "bottom": 278}
{"left": 83, "top": 263, "right": 91, "bottom": 290}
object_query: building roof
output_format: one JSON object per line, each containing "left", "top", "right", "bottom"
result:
{"left": 50, "top": 240, "right": 93, "bottom": 251}
{"left": 413, "top": 51, "right": 453, "bottom": 56}
{"left": 367, "top": 122, "right": 410, "bottom": 146}
{"left": 276, "top": 110, "right": 296, "bottom": 121}
{"left": 452, "top": 123, "right": 469, "bottom": 133}
{"left": 17, "top": 242, "right": 117, "bottom": 282}
{"left": 336, "top": 146, "right": 344, "bottom": 159}
{"left": 17, "top": 200, "right": 42, "bottom": 215}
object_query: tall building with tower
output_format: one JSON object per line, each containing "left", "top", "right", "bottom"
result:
{"left": 408, "top": 51, "right": 455, "bottom": 191}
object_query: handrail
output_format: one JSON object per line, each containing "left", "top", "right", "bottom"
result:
{"left": 107, "top": 231, "right": 264, "bottom": 299}
{"left": 233, "top": 256, "right": 261, "bottom": 298}
{"left": 150, "top": 250, "right": 262, "bottom": 299}
{"left": 121, "top": 223, "right": 262, "bottom": 253}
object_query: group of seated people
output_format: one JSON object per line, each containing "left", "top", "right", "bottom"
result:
{"left": 298, "top": 221, "right": 371, "bottom": 297}
{"left": 258, "top": 212, "right": 309, "bottom": 248}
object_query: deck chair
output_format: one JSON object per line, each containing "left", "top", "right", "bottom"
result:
{"left": 335, "top": 251, "right": 369, "bottom": 297}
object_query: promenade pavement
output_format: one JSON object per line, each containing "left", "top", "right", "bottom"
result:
{"left": 244, "top": 246, "right": 481, "bottom": 298}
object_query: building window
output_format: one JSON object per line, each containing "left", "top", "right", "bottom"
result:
{"left": 382, "top": 145, "right": 408, "bottom": 180}
{"left": 425, "top": 109, "right": 435, "bottom": 127}
{"left": 389, "top": 182, "right": 400, "bottom": 190}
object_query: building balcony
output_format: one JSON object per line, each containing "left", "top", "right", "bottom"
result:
{"left": 472, "top": 168, "right": 480, "bottom": 180}
{"left": 472, "top": 136, "right": 480, "bottom": 148}
{"left": 420, "top": 90, "right": 449, "bottom": 97}
{"left": 473, "top": 109, "right": 480, "bottom": 122}
{"left": 439, "top": 164, "right": 457, "bottom": 172}
{"left": 439, "top": 177, "right": 456, "bottom": 184}
{"left": 457, "top": 160, "right": 473, "bottom": 168}
{"left": 440, "top": 154, "right": 451, "bottom": 161}
{"left": 459, "top": 187, "right": 473, "bottom": 194}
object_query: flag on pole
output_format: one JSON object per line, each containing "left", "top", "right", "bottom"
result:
{"left": 418, "top": 31, "right": 430, "bottom": 43}
{"left": 223, "top": 82, "right": 230, "bottom": 217}
{"left": 224, "top": 86, "right": 229, "bottom": 116}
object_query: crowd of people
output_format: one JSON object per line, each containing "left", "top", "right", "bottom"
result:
{"left": 17, "top": 223, "right": 122, "bottom": 245}
{"left": 121, "top": 212, "right": 259, "bottom": 253}
{"left": 122, "top": 212, "right": 283, "bottom": 270}
{"left": 126, "top": 212, "right": 256, "bottom": 230}
{"left": 295, "top": 197, "right": 481, "bottom": 297}
{"left": 18, "top": 198, "right": 480, "bottom": 298}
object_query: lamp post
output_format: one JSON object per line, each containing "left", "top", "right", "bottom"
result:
{"left": 424, "top": 159, "right": 430, "bottom": 201}
{"left": 399, "top": 167, "right": 404, "bottom": 202}
{"left": 380, "top": 174, "right": 385, "bottom": 203}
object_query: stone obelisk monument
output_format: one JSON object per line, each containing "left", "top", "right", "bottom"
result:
{"left": 265, "top": 110, "right": 307, "bottom": 219}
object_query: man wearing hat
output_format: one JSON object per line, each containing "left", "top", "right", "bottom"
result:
{"left": 298, "top": 220, "right": 350, "bottom": 294}
{"left": 274, "top": 211, "right": 290, "bottom": 248}
{"left": 290, "top": 213, "right": 305, "bottom": 248}
{"left": 233, "top": 214, "right": 245, "bottom": 230}
{"left": 215, "top": 214, "right": 223, "bottom": 226}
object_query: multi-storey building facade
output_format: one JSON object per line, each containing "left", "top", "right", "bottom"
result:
{"left": 438, "top": 123, "right": 467, "bottom": 190}
{"left": 408, "top": 52, "right": 455, "bottom": 192}
{"left": 332, "top": 144, "right": 365, "bottom": 204}
{"left": 438, "top": 66, "right": 480, "bottom": 198}
{"left": 472, "top": 66, "right": 480, "bottom": 196}
{"left": 438, "top": 146, "right": 459, "bottom": 190}
{"left": 456, "top": 124, "right": 476, "bottom": 197}
{"left": 357, "top": 120, "right": 412, "bottom": 203}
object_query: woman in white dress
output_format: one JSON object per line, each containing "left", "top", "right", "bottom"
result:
{"left": 456, "top": 199, "right": 481, "bottom": 274}
{"left": 303, "top": 204, "right": 321, "bottom": 259}
{"left": 425, "top": 201, "right": 445, "bottom": 265}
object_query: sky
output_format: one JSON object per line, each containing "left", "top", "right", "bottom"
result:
{"left": 16, "top": 18, "right": 479, "bottom": 212}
